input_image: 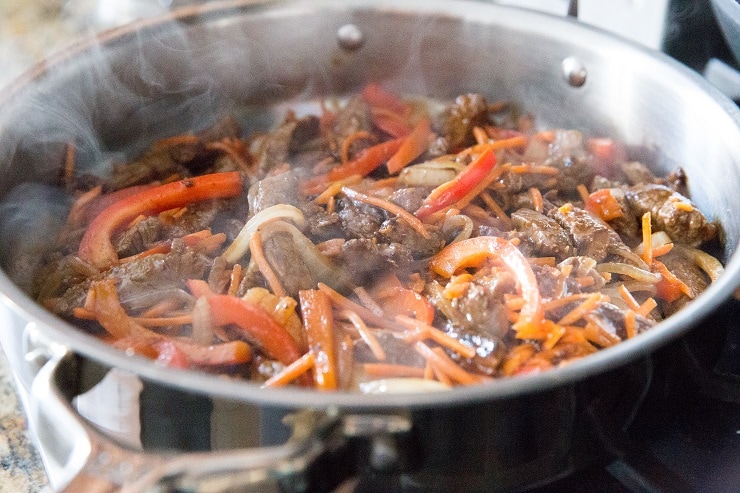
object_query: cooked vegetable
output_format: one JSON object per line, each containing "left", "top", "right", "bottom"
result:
{"left": 17, "top": 85, "right": 723, "bottom": 391}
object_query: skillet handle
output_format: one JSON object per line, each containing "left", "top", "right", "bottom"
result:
{"left": 28, "top": 347, "right": 334, "bottom": 492}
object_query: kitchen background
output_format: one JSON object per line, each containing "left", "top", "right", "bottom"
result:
{"left": 0, "top": 1, "right": 737, "bottom": 492}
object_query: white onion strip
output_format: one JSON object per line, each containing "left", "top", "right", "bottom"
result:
{"left": 674, "top": 245, "right": 725, "bottom": 283}
{"left": 221, "top": 204, "right": 306, "bottom": 263}
{"left": 596, "top": 262, "right": 661, "bottom": 283}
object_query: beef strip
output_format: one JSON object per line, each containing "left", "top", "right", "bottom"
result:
{"left": 511, "top": 208, "right": 575, "bottom": 261}
{"left": 378, "top": 217, "right": 445, "bottom": 259}
{"left": 337, "top": 197, "right": 387, "bottom": 239}
{"left": 548, "top": 206, "right": 613, "bottom": 261}
{"left": 109, "top": 149, "right": 184, "bottom": 191}
{"left": 255, "top": 119, "right": 298, "bottom": 177}
{"left": 336, "top": 238, "right": 413, "bottom": 287}
{"left": 387, "top": 187, "right": 429, "bottom": 213}
{"left": 543, "top": 130, "right": 594, "bottom": 193}
{"left": 114, "top": 217, "right": 163, "bottom": 258}
{"left": 659, "top": 250, "right": 710, "bottom": 316}
{"left": 330, "top": 96, "right": 372, "bottom": 156}
{"left": 621, "top": 161, "right": 657, "bottom": 185}
{"left": 625, "top": 183, "right": 716, "bottom": 245}
{"left": 354, "top": 331, "right": 426, "bottom": 367}
{"left": 433, "top": 93, "right": 489, "bottom": 153}
{"left": 589, "top": 302, "right": 656, "bottom": 340}
{"left": 247, "top": 170, "right": 301, "bottom": 216}
{"left": 262, "top": 231, "right": 317, "bottom": 298}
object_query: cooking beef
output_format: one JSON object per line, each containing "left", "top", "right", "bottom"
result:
{"left": 114, "top": 217, "right": 163, "bottom": 258}
{"left": 288, "top": 115, "right": 321, "bottom": 153}
{"left": 433, "top": 93, "right": 489, "bottom": 152}
{"left": 255, "top": 119, "right": 298, "bottom": 177}
{"left": 330, "top": 96, "right": 372, "bottom": 156}
{"left": 625, "top": 183, "right": 716, "bottom": 245}
{"left": 378, "top": 217, "right": 445, "bottom": 259}
{"left": 262, "top": 231, "right": 317, "bottom": 298}
{"left": 659, "top": 250, "right": 710, "bottom": 316}
{"left": 511, "top": 208, "right": 575, "bottom": 261}
{"left": 109, "top": 149, "right": 184, "bottom": 191}
{"left": 337, "top": 197, "right": 387, "bottom": 239}
{"left": 354, "top": 331, "right": 426, "bottom": 368}
{"left": 387, "top": 187, "right": 429, "bottom": 213}
{"left": 247, "top": 170, "right": 301, "bottom": 216}
{"left": 544, "top": 130, "right": 593, "bottom": 192}
{"left": 336, "top": 238, "right": 413, "bottom": 286}
{"left": 548, "top": 206, "right": 612, "bottom": 261}
{"left": 621, "top": 161, "right": 656, "bottom": 185}
{"left": 589, "top": 302, "right": 656, "bottom": 339}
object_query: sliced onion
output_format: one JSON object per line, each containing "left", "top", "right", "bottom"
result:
{"left": 359, "top": 378, "right": 451, "bottom": 394}
{"left": 633, "top": 231, "right": 673, "bottom": 256}
{"left": 259, "top": 220, "right": 350, "bottom": 292}
{"left": 442, "top": 214, "right": 474, "bottom": 244}
{"left": 398, "top": 159, "right": 465, "bottom": 187}
{"left": 222, "top": 204, "right": 306, "bottom": 263}
{"left": 674, "top": 245, "right": 725, "bottom": 283}
{"left": 191, "top": 296, "right": 214, "bottom": 345}
{"left": 596, "top": 262, "right": 660, "bottom": 283}
{"left": 609, "top": 246, "right": 650, "bottom": 271}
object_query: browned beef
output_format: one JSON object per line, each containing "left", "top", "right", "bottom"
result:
{"left": 548, "top": 207, "right": 612, "bottom": 261}
{"left": 354, "top": 332, "right": 426, "bottom": 368}
{"left": 558, "top": 256, "right": 606, "bottom": 293}
{"left": 625, "top": 184, "right": 716, "bottom": 245}
{"left": 255, "top": 119, "right": 298, "bottom": 176}
{"left": 109, "top": 149, "right": 183, "bottom": 191}
{"left": 387, "top": 187, "right": 430, "bottom": 213}
{"left": 543, "top": 130, "right": 593, "bottom": 192}
{"left": 659, "top": 250, "right": 710, "bottom": 316}
{"left": 289, "top": 115, "right": 321, "bottom": 153}
{"left": 262, "top": 231, "right": 317, "bottom": 298}
{"left": 511, "top": 208, "right": 575, "bottom": 261}
{"left": 589, "top": 302, "right": 656, "bottom": 340}
{"left": 433, "top": 93, "right": 489, "bottom": 152}
{"left": 114, "top": 217, "right": 163, "bottom": 258}
{"left": 621, "top": 161, "right": 657, "bottom": 185}
{"left": 330, "top": 96, "right": 372, "bottom": 156}
{"left": 378, "top": 217, "right": 445, "bottom": 259}
{"left": 337, "top": 197, "right": 387, "bottom": 239}
{"left": 248, "top": 171, "right": 301, "bottom": 216}
{"left": 336, "top": 238, "right": 413, "bottom": 286}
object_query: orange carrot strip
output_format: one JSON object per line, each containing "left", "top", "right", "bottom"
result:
{"left": 342, "top": 186, "right": 431, "bottom": 239}
{"left": 460, "top": 136, "right": 528, "bottom": 156}
{"left": 133, "top": 314, "right": 193, "bottom": 327}
{"left": 625, "top": 310, "right": 637, "bottom": 339}
{"left": 64, "top": 140, "right": 76, "bottom": 189}
{"left": 139, "top": 299, "right": 182, "bottom": 318}
{"left": 557, "top": 293, "right": 603, "bottom": 326}
{"left": 636, "top": 297, "right": 658, "bottom": 318}
{"left": 651, "top": 243, "right": 674, "bottom": 257}
{"left": 530, "top": 187, "right": 543, "bottom": 213}
{"left": 653, "top": 259, "right": 694, "bottom": 299}
{"left": 249, "top": 231, "right": 286, "bottom": 298}
{"left": 415, "top": 342, "right": 481, "bottom": 385}
{"left": 479, "top": 191, "right": 512, "bottom": 228}
{"left": 431, "top": 361, "right": 454, "bottom": 386}
{"left": 509, "top": 164, "right": 559, "bottom": 175}
{"left": 642, "top": 212, "right": 653, "bottom": 267}
{"left": 528, "top": 257, "right": 556, "bottom": 267}
{"left": 576, "top": 184, "right": 590, "bottom": 205}
{"left": 313, "top": 175, "right": 363, "bottom": 205}
{"left": 473, "top": 126, "right": 489, "bottom": 146}
{"left": 342, "top": 309, "right": 386, "bottom": 361}
{"left": 228, "top": 263, "right": 242, "bottom": 296}
{"left": 299, "top": 289, "right": 338, "bottom": 390}
{"left": 206, "top": 139, "right": 251, "bottom": 172}
{"left": 618, "top": 284, "right": 641, "bottom": 312}
{"left": 317, "top": 283, "right": 401, "bottom": 331}
{"left": 449, "top": 163, "right": 509, "bottom": 213}
{"left": 262, "top": 353, "right": 315, "bottom": 388}
{"left": 673, "top": 201, "right": 693, "bottom": 212}
{"left": 364, "top": 363, "right": 425, "bottom": 379}
{"left": 396, "top": 315, "right": 476, "bottom": 359}
{"left": 353, "top": 286, "right": 385, "bottom": 317}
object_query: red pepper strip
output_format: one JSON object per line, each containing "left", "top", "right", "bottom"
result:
{"left": 299, "top": 289, "right": 338, "bottom": 390}
{"left": 78, "top": 172, "right": 242, "bottom": 269}
{"left": 362, "top": 83, "right": 408, "bottom": 114}
{"left": 653, "top": 259, "right": 694, "bottom": 302}
{"left": 328, "top": 138, "right": 405, "bottom": 182}
{"left": 415, "top": 150, "right": 497, "bottom": 220}
{"left": 92, "top": 280, "right": 251, "bottom": 367}
{"left": 378, "top": 287, "right": 435, "bottom": 325}
{"left": 386, "top": 118, "right": 433, "bottom": 174}
{"left": 186, "top": 278, "right": 216, "bottom": 298}
{"left": 81, "top": 184, "right": 156, "bottom": 225}
{"left": 586, "top": 189, "right": 624, "bottom": 221}
{"left": 371, "top": 110, "right": 413, "bottom": 138}
{"left": 200, "top": 294, "right": 303, "bottom": 367}
{"left": 429, "top": 236, "right": 543, "bottom": 334}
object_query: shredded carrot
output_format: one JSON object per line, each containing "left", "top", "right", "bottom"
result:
{"left": 557, "top": 293, "right": 604, "bottom": 326}
{"left": 542, "top": 293, "right": 602, "bottom": 313}
{"left": 431, "top": 361, "right": 454, "bottom": 386}
{"left": 642, "top": 212, "right": 653, "bottom": 266}
{"left": 414, "top": 342, "right": 481, "bottom": 385}
{"left": 543, "top": 322, "right": 567, "bottom": 350}
{"left": 133, "top": 314, "right": 194, "bottom": 327}
{"left": 206, "top": 139, "right": 251, "bottom": 172}
{"left": 317, "top": 283, "right": 401, "bottom": 331}
{"left": 342, "top": 186, "right": 431, "bottom": 239}
{"left": 575, "top": 276, "right": 596, "bottom": 287}
{"left": 313, "top": 175, "right": 363, "bottom": 205}
{"left": 396, "top": 315, "right": 477, "bottom": 359}
{"left": 473, "top": 126, "right": 489, "bottom": 146}
{"left": 504, "top": 294, "right": 525, "bottom": 311}
{"left": 636, "top": 297, "right": 658, "bottom": 317}
{"left": 479, "top": 191, "right": 512, "bottom": 227}
{"left": 326, "top": 195, "right": 336, "bottom": 215}
{"left": 529, "top": 187, "right": 544, "bottom": 212}
{"left": 625, "top": 310, "right": 637, "bottom": 339}
{"left": 249, "top": 231, "right": 286, "bottom": 298}
{"left": 424, "top": 361, "right": 435, "bottom": 380}
{"left": 64, "top": 140, "right": 76, "bottom": 190}
{"left": 342, "top": 310, "right": 386, "bottom": 361}
{"left": 618, "top": 284, "right": 641, "bottom": 311}
{"left": 449, "top": 163, "right": 510, "bottom": 213}
{"left": 500, "top": 343, "right": 536, "bottom": 376}
{"left": 262, "top": 352, "right": 315, "bottom": 388}
{"left": 528, "top": 257, "right": 556, "bottom": 267}
{"left": 582, "top": 320, "right": 621, "bottom": 347}
{"left": 653, "top": 259, "right": 694, "bottom": 298}
{"left": 139, "top": 299, "right": 182, "bottom": 318}
{"left": 228, "top": 263, "right": 242, "bottom": 296}
{"left": 119, "top": 244, "right": 171, "bottom": 264}
{"left": 353, "top": 286, "right": 385, "bottom": 317}
{"left": 651, "top": 243, "right": 674, "bottom": 257}
{"left": 509, "top": 164, "right": 559, "bottom": 175}
{"left": 363, "top": 363, "right": 425, "bottom": 379}
{"left": 153, "top": 133, "right": 199, "bottom": 150}
{"left": 673, "top": 201, "right": 693, "bottom": 212}
{"left": 460, "top": 136, "right": 528, "bottom": 156}
{"left": 341, "top": 130, "right": 376, "bottom": 164}
{"left": 576, "top": 184, "right": 590, "bottom": 205}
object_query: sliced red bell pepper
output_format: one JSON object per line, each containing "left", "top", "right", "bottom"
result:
{"left": 386, "top": 117, "right": 433, "bottom": 174}
{"left": 586, "top": 188, "right": 624, "bottom": 221}
{"left": 299, "top": 289, "right": 338, "bottom": 390}
{"left": 199, "top": 294, "right": 303, "bottom": 367}
{"left": 78, "top": 172, "right": 242, "bottom": 269}
{"left": 362, "top": 83, "right": 408, "bottom": 114}
{"left": 429, "top": 236, "right": 543, "bottom": 334}
{"left": 372, "top": 276, "right": 435, "bottom": 325}
{"left": 327, "top": 138, "right": 405, "bottom": 182}
{"left": 415, "top": 149, "right": 497, "bottom": 219}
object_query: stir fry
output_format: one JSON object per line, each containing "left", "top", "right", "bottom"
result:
{"left": 29, "top": 85, "right": 724, "bottom": 392}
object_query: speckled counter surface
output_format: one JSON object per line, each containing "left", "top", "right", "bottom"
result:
{"left": 0, "top": 352, "right": 49, "bottom": 493}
